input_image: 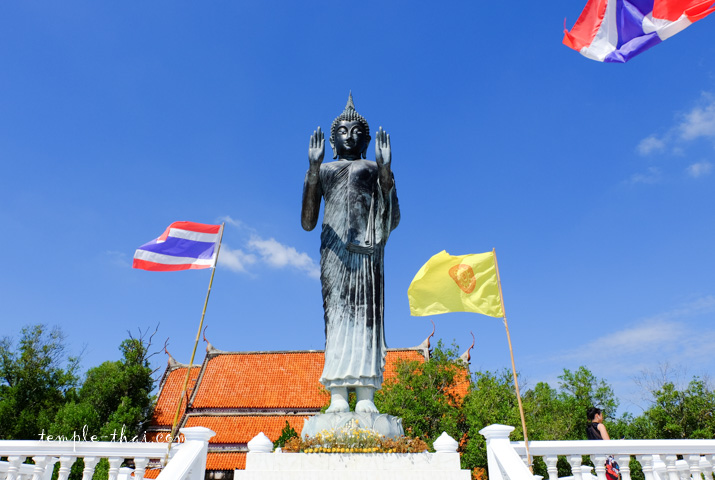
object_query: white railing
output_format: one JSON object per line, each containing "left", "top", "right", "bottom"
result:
{"left": 0, "top": 426, "right": 214, "bottom": 480}
{"left": 480, "top": 424, "right": 715, "bottom": 480}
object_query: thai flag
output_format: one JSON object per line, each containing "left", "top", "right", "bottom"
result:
{"left": 564, "top": 0, "right": 715, "bottom": 62}
{"left": 133, "top": 221, "right": 222, "bottom": 271}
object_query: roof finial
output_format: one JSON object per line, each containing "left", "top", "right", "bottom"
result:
{"left": 460, "top": 332, "right": 476, "bottom": 363}
{"left": 413, "top": 319, "right": 436, "bottom": 351}
{"left": 202, "top": 326, "right": 216, "bottom": 354}
{"left": 164, "top": 340, "right": 178, "bottom": 368}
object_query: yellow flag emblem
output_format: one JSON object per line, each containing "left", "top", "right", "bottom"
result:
{"left": 408, "top": 250, "right": 504, "bottom": 318}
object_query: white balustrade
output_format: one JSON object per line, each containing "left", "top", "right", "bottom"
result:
{"left": 480, "top": 424, "right": 715, "bottom": 480}
{"left": 0, "top": 426, "right": 214, "bottom": 480}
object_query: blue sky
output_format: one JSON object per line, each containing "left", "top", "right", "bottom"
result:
{"left": 1, "top": 2, "right": 714, "bottom": 417}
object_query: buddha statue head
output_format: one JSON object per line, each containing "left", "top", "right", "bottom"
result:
{"left": 330, "top": 93, "right": 371, "bottom": 160}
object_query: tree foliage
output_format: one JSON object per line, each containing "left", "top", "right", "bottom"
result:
{"left": 461, "top": 369, "right": 522, "bottom": 473}
{"left": 375, "top": 341, "right": 467, "bottom": 448}
{"left": 632, "top": 378, "right": 715, "bottom": 439}
{"left": 1, "top": 324, "right": 156, "bottom": 448}
{"left": 375, "top": 344, "right": 650, "bottom": 479}
{"left": 274, "top": 420, "right": 299, "bottom": 449}
{"left": 51, "top": 334, "right": 156, "bottom": 441}
{"left": 556, "top": 366, "right": 620, "bottom": 440}
{"left": 0, "top": 325, "right": 80, "bottom": 439}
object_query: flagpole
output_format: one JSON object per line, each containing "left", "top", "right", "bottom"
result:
{"left": 164, "top": 222, "right": 225, "bottom": 465}
{"left": 493, "top": 248, "right": 532, "bottom": 472}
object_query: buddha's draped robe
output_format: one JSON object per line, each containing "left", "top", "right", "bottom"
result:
{"left": 307, "top": 159, "right": 400, "bottom": 390}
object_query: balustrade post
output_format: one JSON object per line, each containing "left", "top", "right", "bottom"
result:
{"left": 42, "top": 457, "right": 59, "bottom": 480}
{"left": 686, "top": 455, "right": 703, "bottom": 480}
{"left": 5, "top": 455, "right": 26, "bottom": 480}
{"left": 637, "top": 454, "right": 657, "bottom": 480}
{"left": 107, "top": 457, "right": 123, "bottom": 480}
{"left": 56, "top": 456, "right": 76, "bottom": 480}
{"left": 568, "top": 455, "right": 584, "bottom": 480}
{"left": 675, "top": 460, "right": 689, "bottom": 480}
{"left": 703, "top": 455, "right": 714, "bottom": 479}
{"left": 479, "top": 424, "right": 516, "bottom": 480}
{"left": 30, "top": 455, "right": 51, "bottom": 480}
{"left": 663, "top": 454, "right": 680, "bottom": 480}
{"left": 180, "top": 426, "right": 216, "bottom": 480}
{"left": 81, "top": 456, "right": 99, "bottom": 480}
{"left": 591, "top": 454, "right": 607, "bottom": 480}
{"left": 544, "top": 455, "right": 558, "bottom": 480}
{"left": 616, "top": 455, "right": 632, "bottom": 480}
{"left": 134, "top": 457, "right": 149, "bottom": 480}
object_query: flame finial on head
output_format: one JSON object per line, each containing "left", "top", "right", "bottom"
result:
{"left": 346, "top": 91, "right": 355, "bottom": 110}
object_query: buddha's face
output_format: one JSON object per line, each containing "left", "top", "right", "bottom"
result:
{"left": 331, "top": 120, "right": 370, "bottom": 160}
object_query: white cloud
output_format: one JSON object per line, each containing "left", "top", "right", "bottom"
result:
{"left": 686, "top": 161, "right": 713, "bottom": 178}
{"left": 637, "top": 135, "right": 665, "bottom": 156}
{"left": 679, "top": 95, "right": 715, "bottom": 141}
{"left": 550, "top": 295, "right": 715, "bottom": 378}
{"left": 248, "top": 236, "right": 320, "bottom": 278}
{"left": 635, "top": 93, "right": 715, "bottom": 160}
{"left": 215, "top": 216, "right": 320, "bottom": 279}
{"left": 628, "top": 167, "right": 661, "bottom": 184}
{"left": 219, "top": 215, "right": 243, "bottom": 228}
{"left": 218, "top": 246, "right": 257, "bottom": 273}
{"left": 106, "top": 250, "right": 130, "bottom": 267}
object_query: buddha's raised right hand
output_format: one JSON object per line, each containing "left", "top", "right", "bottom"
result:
{"left": 308, "top": 126, "right": 325, "bottom": 168}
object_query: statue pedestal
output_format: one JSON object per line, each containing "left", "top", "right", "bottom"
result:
{"left": 234, "top": 432, "right": 471, "bottom": 480}
{"left": 235, "top": 450, "right": 470, "bottom": 480}
{"left": 301, "top": 412, "right": 404, "bottom": 439}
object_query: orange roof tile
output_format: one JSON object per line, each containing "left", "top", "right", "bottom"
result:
{"left": 191, "top": 352, "right": 328, "bottom": 409}
{"left": 185, "top": 415, "right": 307, "bottom": 444}
{"left": 207, "top": 452, "right": 246, "bottom": 470}
{"left": 143, "top": 469, "right": 160, "bottom": 479}
{"left": 446, "top": 367, "right": 471, "bottom": 402}
{"left": 151, "top": 366, "right": 201, "bottom": 426}
{"left": 383, "top": 350, "right": 425, "bottom": 380}
{"left": 188, "top": 350, "right": 426, "bottom": 410}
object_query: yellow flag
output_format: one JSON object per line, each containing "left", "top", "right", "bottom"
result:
{"left": 408, "top": 250, "right": 504, "bottom": 318}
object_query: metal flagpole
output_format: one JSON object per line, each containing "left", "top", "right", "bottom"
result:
{"left": 164, "top": 222, "right": 225, "bottom": 465}
{"left": 492, "top": 248, "right": 533, "bottom": 472}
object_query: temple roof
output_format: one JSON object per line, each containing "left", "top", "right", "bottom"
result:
{"left": 146, "top": 342, "right": 442, "bottom": 472}
{"left": 149, "top": 347, "right": 430, "bottom": 427}
{"left": 151, "top": 364, "right": 201, "bottom": 426}
{"left": 189, "top": 351, "right": 328, "bottom": 410}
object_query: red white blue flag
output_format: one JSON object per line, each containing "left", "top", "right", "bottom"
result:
{"left": 564, "top": 0, "right": 715, "bottom": 62}
{"left": 133, "top": 221, "right": 222, "bottom": 272}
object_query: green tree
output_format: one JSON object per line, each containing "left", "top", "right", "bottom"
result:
{"left": 0, "top": 325, "right": 80, "bottom": 439}
{"left": 636, "top": 379, "right": 715, "bottom": 439}
{"left": 50, "top": 330, "right": 157, "bottom": 480}
{"left": 51, "top": 333, "right": 156, "bottom": 441}
{"left": 463, "top": 367, "right": 623, "bottom": 479}
{"left": 557, "top": 366, "right": 619, "bottom": 440}
{"left": 274, "top": 420, "right": 298, "bottom": 449}
{"left": 374, "top": 341, "right": 467, "bottom": 447}
{"left": 461, "top": 369, "right": 522, "bottom": 475}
